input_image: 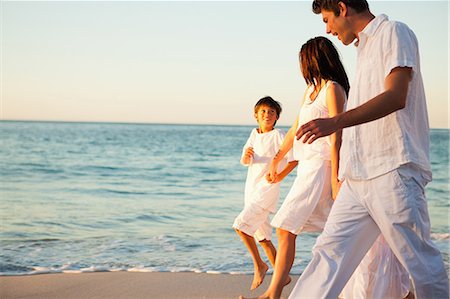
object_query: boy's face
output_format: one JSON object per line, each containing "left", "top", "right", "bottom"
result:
{"left": 321, "top": 7, "right": 355, "bottom": 46}
{"left": 254, "top": 104, "right": 279, "bottom": 130}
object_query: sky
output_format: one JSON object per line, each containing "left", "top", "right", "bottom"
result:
{"left": 1, "top": 1, "right": 449, "bottom": 128}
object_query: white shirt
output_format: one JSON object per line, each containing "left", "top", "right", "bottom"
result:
{"left": 241, "top": 128, "right": 291, "bottom": 212}
{"left": 294, "top": 81, "right": 342, "bottom": 162}
{"left": 339, "top": 14, "right": 432, "bottom": 181}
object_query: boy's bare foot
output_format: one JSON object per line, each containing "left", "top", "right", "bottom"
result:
{"left": 250, "top": 263, "right": 269, "bottom": 290}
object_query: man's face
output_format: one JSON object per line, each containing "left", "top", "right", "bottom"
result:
{"left": 321, "top": 9, "right": 355, "bottom": 46}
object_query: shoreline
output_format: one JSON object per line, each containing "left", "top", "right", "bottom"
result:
{"left": 0, "top": 272, "right": 300, "bottom": 299}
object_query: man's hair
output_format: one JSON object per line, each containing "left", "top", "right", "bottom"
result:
{"left": 312, "top": 0, "right": 369, "bottom": 16}
{"left": 254, "top": 96, "right": 282, "bottom": 125}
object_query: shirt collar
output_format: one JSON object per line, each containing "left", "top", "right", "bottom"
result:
{"left": 355, "top": 14, "right": 389, "bottom": 47}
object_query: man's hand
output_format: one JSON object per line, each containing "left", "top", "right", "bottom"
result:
{"left": 296, "top": 117, "right": 339, "bottom": 144}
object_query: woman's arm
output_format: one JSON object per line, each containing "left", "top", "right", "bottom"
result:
{"left": 267, "top": 160, "right": 299, "bottom": 184}
{"left": 267, "top": 117, "right": 298, "bottom": 183}
{"left": 326, "top": 82, "right": 346, "bottom": 199}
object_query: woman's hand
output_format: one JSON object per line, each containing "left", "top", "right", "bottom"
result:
{"left": 331, "top": 179, "right": 343, "bottom": 200}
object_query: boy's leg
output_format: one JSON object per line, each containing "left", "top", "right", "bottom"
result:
{"left": 235, "top": 228, "right": 269, "bottom": 290}
{"left": 240, "top": 229, "right": 297, "bottom": 299}
{"left": 366, "top": 166, "right": 449, "bottom": 299}
{"left": 288, "top": 180, "right": 381, "bottom": 299}
{"left": 259, "top": 239, "right": 277, "bottom": 267}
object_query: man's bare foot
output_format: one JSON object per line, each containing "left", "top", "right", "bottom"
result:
{"left": 250, "top": 263, "right": 269, "bottom": 290}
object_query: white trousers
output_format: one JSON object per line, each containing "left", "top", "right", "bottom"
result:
{"left": 288, "top": 164, "right": 449, "bottom": 299}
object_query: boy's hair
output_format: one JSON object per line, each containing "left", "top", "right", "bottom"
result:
{"left": 254, "top": 96, "right": 282, "bottom": 125}
{"left": 312, "top": 0, "right": 369, "bottom": 16}
{"left": 300, "top": 36, "right": 350, "bottom": 96}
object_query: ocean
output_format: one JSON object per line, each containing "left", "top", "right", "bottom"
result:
{"left": 0, "top": 121, "right": 448, "bottom": 276}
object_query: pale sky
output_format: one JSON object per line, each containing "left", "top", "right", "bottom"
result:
{"left": 1, "top": 1, "right": 449, "bottom": 128}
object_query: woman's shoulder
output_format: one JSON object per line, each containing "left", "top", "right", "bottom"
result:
{"left": 326, "top": 81, "right": 346, "bottom": 96}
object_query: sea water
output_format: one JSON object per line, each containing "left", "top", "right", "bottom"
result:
{"left": 0, "top": 121, "right": 448, "bottom": 275}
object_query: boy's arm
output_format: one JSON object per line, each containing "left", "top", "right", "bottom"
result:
{"left": 240, "top": 147, "right": 254, "bottom": 166}
{"left": 296, "top": 67, "right": 412, "bottom": 144}
{"left": 326, "top": 82, "right": 346, "bottom": 199}
{"left": 240, "top": 130, "right": 255, "bottom": 166}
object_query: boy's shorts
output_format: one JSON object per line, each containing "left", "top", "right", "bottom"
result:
{"left": 233, "top": 202, "right": 272, "bottom": 242}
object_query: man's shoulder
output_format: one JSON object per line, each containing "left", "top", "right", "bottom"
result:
{"left": 379, "top": 17, "right": 414, "bottom": 36}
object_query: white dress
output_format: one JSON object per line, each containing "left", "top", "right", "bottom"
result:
{"left": 271, "top": 81, "right": 336, "bottom": 234}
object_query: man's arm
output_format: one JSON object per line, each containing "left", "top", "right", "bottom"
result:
{"left": 296, "top": 67, "right": 412, "bottom": 144}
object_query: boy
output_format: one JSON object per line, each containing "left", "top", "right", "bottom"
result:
{"left": 233, "top": 96, "right": 298, "bottom": 291}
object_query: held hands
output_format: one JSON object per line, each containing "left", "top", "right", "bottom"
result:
{"left": 266, "top": 159, "right": 280, "bottom": 184}
{"left": 242, "top": 147, "right": 254, "bottom": 165}
{"left": 296, "top": 117, "right": 338, "bottom": 144}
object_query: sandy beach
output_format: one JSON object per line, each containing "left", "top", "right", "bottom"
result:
{"left": 0, "top": 272, "right": 300, "bottom": 299}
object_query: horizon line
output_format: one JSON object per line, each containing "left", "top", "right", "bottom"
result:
{"left": 1, "top": 119, "right": 449, "bottom": 130}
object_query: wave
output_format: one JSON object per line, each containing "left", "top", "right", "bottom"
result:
{"left": 431, "top": 233, "right": 450, "bottom": 240}
{"left": 0, "top": 264, "right": 249, "bottom": 276}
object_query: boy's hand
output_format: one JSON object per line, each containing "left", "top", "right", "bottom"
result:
{"left": 242, "top": 147, "right": 254, "bottom": 165}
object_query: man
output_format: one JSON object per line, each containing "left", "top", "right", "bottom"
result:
{"left": 288, "top": 1, "right": 449, "bottom": 298}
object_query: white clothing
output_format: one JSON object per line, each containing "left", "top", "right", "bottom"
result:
{"left": 289, "top": 14, "right": 448, "bottom": 299}
{"left": 271, "top": 160, "right": 332, "bottom": 235}
{"left": 289, "top": 164, "right": 449, "bottom": 299}
{"left": 339, "top": 14, "right": 432, "bottom": 181}
{"left": 233, "top": 201, "right": 273, "bottom": 242}
{"left": 272, "top": 81, "right": 338, "bottom": 234}
{"left": 233, "top": 128, "right": 291, "bottom": 241}
{"left": 340, "top": 235, "right": 410, "bottom": 299}
{"left": 240, "top": 128, "right": 290, "bottom": 212}
{"left": 293, "top": 81, "right": 335, "bottom": 162}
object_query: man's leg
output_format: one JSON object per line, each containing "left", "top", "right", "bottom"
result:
{"left": 366, "top": 166, "right": 449, "bottom": 299}
{"left": 288, "top": 180, "right": 380, "bottom": 299}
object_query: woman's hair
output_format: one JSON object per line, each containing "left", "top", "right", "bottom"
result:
{"left": 312, "top": 0, "right": 369, "bottom": 16}
{"left": 299, "top": 36, "right": 350, "bottom": 96}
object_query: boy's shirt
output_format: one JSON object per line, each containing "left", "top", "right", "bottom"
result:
{"left": 241, "top": 128, "right": 294, "bottom": 212}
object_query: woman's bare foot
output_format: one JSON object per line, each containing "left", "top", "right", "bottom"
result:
{"left": 251, "top": 263, "right": 269, "bottom": 290}
{"left": 239, "top": 294, "right": 270, "bottom": 299}
{"left": 284, "top": 275, "right": 292, "bottom": 286}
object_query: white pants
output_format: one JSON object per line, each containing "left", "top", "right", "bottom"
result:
{"left": 340, "top": 235, "right": 411, "bottom": 299}
{"left": 289, "top": 164, "right": 449, "bottom": 299}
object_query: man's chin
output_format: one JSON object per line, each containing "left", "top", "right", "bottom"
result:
{"left": 341, "top": 37, "right": 356, "bottom": 46}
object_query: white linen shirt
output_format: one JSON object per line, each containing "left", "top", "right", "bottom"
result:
{"left": 339, "top": 14, "right": 432, "bottom": 181}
